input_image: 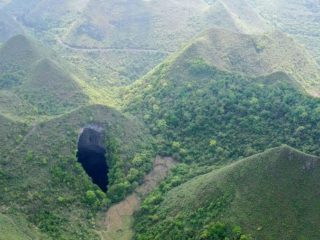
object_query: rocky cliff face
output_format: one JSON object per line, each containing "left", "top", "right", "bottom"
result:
{"left": 78, "top": 125, "right": 105, "bottom": 152}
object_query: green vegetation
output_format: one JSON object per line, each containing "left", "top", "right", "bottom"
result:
{"left": 1, "top": 1, "right": 320, "bottom": 239}
{"left": 122, "top": 34, "right": 320, "bottom": 237}
{"left": 247, "top": 0, "right": 320, "bottom": 63}
{"left": 0, "top": 33, "right": 155, "bottom": 239}
{"left": 179, "top": 28, "right": 320, "bottom": 96}
{"left": 2, "top": 0, "right": 272, "bottom": 87}
{"left": 0, "top": 112, "right": 28, "bottom": 157}
{"left": 124, "top": 54, "right": 320, "bottom": 164}
{"left": 0, "top": 104, "right": 155, "bottom": 239}
{"left": 0, "top": 35, "right": 89, "bottom": 120}
{"left": 0, "top": 213, "right": 47, "bottom": 240}
{"left": 134, "top": 146, "right": 320, "bottom": 239}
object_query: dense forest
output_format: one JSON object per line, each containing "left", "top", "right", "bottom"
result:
{"left": 125, "top": 58, "right": 320, "bottom": 163}
{"left": 1, "top": 1, "right": 320, "bottom": 240}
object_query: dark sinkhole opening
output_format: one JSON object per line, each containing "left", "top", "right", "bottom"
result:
{"left": 77, "top": 126, "right": 109, "bottom": 192}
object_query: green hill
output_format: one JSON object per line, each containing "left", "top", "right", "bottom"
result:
{"left": 1, "top": 2, "right": 320, "bottom": 240}
{"left": 60, "top": 0, "right": 220, "bottom": 85}
{"left": 64, "top": 0, "right": 268, "bottom": 51}
{"left": 64, "top": 0, "right": 214, "bottom": 50}
{"left": 4, "top": 0, "right": 270, "bottom": 50}
{"left": 0, "top": 213, "right": 46, "bottom": 240}
{"left": 0, "top": 112, "right": 27, "bottom": 157}
{"left": 5, "top": 0, "right": 320, "bottom": 88}
{"left": 5, "top": 0, "right": 89, "bottom": 30}
{"left": 246, "top": 0, "right": 320, "bottom": 63}
{"left": 134, "top": 146, "right": 320, "bottom": 239}
{"left": 0, "top": 35, "right": 89, "bottom": 120}
{"left": 206, "top": 0, "right": 270, "bottom": 34}
{"left": 0, "top": 34, "right": 40, "bottom": 66}
{"left": 0, "top": 36, "right": 156, "bottom": 239}
{"left": 3, "top": 0, "right": 272, "bottom": 86}
{"left": 61, "top": 0, "right": 271, "bottom": 85}
{"left": 124, "top": 28, "right": 320, "bottom": 164}
{"left": 0, "top": 104, "right": 155, "bottom": 239}
{"left": 178, "top": 28, "right": 320, "bottom": 96}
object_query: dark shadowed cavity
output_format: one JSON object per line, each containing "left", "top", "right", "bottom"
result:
{"left": 77, "top": 127, "right": 108, "bottom": 192}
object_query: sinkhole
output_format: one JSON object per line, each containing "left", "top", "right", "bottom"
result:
{"left": 77, "top": 126, "right": 109, "bottom": 192}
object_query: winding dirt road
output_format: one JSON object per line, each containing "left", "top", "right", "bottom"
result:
{"left": 57, "top": 38, "right": 172, "bottom": 54}
{"left": 97, "top": 156, "right": 176, "bottom": 240}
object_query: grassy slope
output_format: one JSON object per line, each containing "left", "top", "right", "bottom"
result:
{"left": 2, "top": 0, "right": 89, "bottom": 32}
{"left": 3, "top": 0, "right": 273, "bottom": 87}
{"left": 0, "top": 104, "right": 154, "bottom": 239}
{"left": 60, "top": 0, "right": 215, "bottom": 86}
{"left": 64, "top": 0, "right": 269, "bottom": 50}
{"left": 0, "top": 112, "right": 27, "bottom": 158}
{"left": 65, "top": 0, "right": 211, "bottom": 50}
{"left": 0, "top": 114, "right": 42, "bottom": 239}
{"left": 7, "top": 0, "right": 320, "bottom": 89}
{"left": 20, "top": 0, "right": 89, "bottom": 30}
{"left": 5, "top": 0, "right": 269, "bottom": 50}
{"left": 0, "top": 213, "right": 46, "bottom": 240}
{"left": 1, "top": 2, "right": 320, "bottom": 239}
{"left": 124, "top": 28, "right": 320, "bottom": 164}
{"left": 246, "top": 0, "right": 320, "bottom": 63}
{"left": 207, "top": 0, "right": 270, "bottom": 34}
{"left": 0, "top": 35, "right": 90, "bottom": 120}
{"left": 62, "top": 0, "right": 271, "bottom": 86}
{"left": 0, "top": 34, "right": 154, "bottom": 239}
{"left": 182, "top": 28, "right": 320, "bottom": 96}
{"left": 135, "top": 146, "right": 320, "bottom": 239}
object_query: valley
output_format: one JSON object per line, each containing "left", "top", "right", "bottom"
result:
{"left": 98, "top": 156, "right": 176, "bottom": 240}
{"left": 0, "top": 1, "right": 320, "bottom": 240}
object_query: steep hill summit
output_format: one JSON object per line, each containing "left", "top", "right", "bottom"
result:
{"left": 0, "top": 35, "right": 88, "bottom": 120}
{"left": 180, "top": 28, "right": 320, "bottom": 96}
{"left": 135, "top": 146, "right": 320, "bottom": 239}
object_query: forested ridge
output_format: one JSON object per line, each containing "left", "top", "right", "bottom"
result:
{"left": 125, "top": 58, "right": 320, "bottom": 164}
{"left": 1, "top": 1, "right": 320, "bottom": 239}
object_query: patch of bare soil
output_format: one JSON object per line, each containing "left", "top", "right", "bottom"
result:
{"left": 97, "top": 156, "right": 176, "bottom": 240}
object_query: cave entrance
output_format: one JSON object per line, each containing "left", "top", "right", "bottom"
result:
{"left": 77, "top": 126, "right": 108, "bottom": 192}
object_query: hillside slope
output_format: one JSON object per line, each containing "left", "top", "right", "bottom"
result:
{"left": 64, "top": 0, "right": 269, "bottom": 50}
{"left": 0, "top": 104, "right": 155, "bottom": 239}
{"left": 0, "top": 112, "right": 27, "bottom": 157}
{"left": 61, "top": 0, "right": 271, "bottom": 85}
{"left": 206, "top": 0, "right": 270, "bottom": 34}
{"left": 135, "top": 146, "right": 320, "bottom": 239}
{"left": 181, "top": 28, "right": 320, "bottom": 96}
{"left": 124, "top": 28, "right": 320, "bottom": 164}
{"left": 0, "top": 213, "right": 47, "bottom": 240}
{"left": 4, "top": 0, "right": 270, "bottom": 50}
{"left": 0, "top": 35, "right": 89, "bottom": 120}
{"left": 246, "top": 0, "right": 320, "bottom": 63}
{"left": 2, "top": 0, "right": 272, "bottom": 86}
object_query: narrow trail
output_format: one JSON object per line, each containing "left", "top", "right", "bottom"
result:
{"left": 15, "top": 123, "right": 37, "bottom": 151}
{"left": 97, "top": 156, "right": 176, "bottom": 240}
{"left": 56, "top": 38, "right": 172, "bottom": 54}
{"left": 4, "top": 123, "right": 37, "bottom": 163}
